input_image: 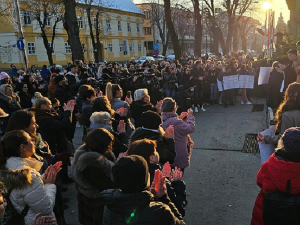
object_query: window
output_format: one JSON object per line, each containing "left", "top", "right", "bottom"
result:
{"left": 129, "top": 43, "right": 133, "bottom": 52}
{"left": 93, "top": 18, "right": 97, "bottom": 30}
{"left": 48, "top": 43, "right": 54, "bottom": 54}
{"left": 106, "top": 19, "right": 111, "bottom": 30}
{"left": 127, "top": 22, "right": 131, "bottom": 32}
{"left": 143, "top": 27, "right": 152, "bottom": 35}
{"left": 108, "top": 43, "right": 113, "bottom": 52}
{"left": 136, "top": 23, "right": 140, "bottom": 33}
{"left": 23, "top": 11, "right": 31, "bottom": 25}
{"left": 78, "top": 16, "right": 83, "bottom": 29}
{"left": 119, "top": 43, "right": 123, "bottom": 52}
{"left": 45, "top": 13, "right": 51, "bottom": 27}
{"left": 118, "top": 21, "right": 121, "bottom": 31}
{"left": 145, "top": 11, "right": 151, "bottom": 19}
{"left": 27, "top": 42, "right": 35, "bottom": 55}
{"left": 65, "top": 42, "right": 71, "bottom": 54}
{"left": 138, "top": 43, "right": 141, "bottom": 52}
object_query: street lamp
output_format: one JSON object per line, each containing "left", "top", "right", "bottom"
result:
{"left": 262, "top": 2, "right": 270, "bottom": 11}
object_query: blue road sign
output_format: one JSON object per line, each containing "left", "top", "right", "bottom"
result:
{"left": 154, "top": 43, "right": 159, "bottom": 50}
{"left": 17, "top": 39, "right": 25, "bottom": 51}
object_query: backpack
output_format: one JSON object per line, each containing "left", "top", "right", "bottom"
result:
{"left": 263, "top": 180, "right": 300, "bottom": 225}
{"left": 3, "top": 191, "right": 29, "bottom": 225}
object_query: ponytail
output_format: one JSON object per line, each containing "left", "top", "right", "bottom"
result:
{"left": 106, "top": 82, "right": 113, "bottom": 104}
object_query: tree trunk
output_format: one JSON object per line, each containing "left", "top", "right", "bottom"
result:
{"left": 225, "top": 16, "right": 235, "bottom": 54}
{"left": 86, "top": 7, "right": 98, "bottom": 62}
{"left": 162, "top": 32, "right": 169, "bottom": 56}
{"left": 63, "top": 0, "right": 84, "bottom": 61}
{"left": 38, "top": 20, "right": 53, "bottom": 65}
{"left": 164, "top": 0, "right": 181, "bottom": 59}
{"left": 193, "top": 0, "right": 202, "bottom": 57}
{"left": 233, "top": 24, "right": 239, "bottom": 52}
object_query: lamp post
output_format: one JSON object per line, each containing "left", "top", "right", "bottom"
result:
{"left": 263, "top": 2, "right": 272, "bottom": 58}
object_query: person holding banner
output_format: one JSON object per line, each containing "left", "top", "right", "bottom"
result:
{"left": 237, "top": 65, "right": 252, "bottom": 105}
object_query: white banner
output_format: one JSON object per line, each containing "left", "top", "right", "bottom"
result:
{"left": 223, "top": 75, "right": 239, "bottom": 90}
{"left": 239, "top": 75, "right": 254, "bottom": 89}
{"left": 258, "top": 67, "right": 272, "bottom": 85}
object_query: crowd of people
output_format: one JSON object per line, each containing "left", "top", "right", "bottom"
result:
{"left": 1, "top": 47, "right": 298, "bottom": 224}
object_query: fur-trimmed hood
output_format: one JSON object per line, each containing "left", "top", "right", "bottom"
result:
{"left": 72, "top": 145, "right": 115, "bottom": 198}
{"left": 0, "top": 168, "right": 32, "bottom": 192}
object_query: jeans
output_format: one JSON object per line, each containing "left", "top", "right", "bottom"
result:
{"left": 210, "top": 83, "right": 218, "bottom": 100}
{"left": 165, "top": 88, "right": 176, "bottom": 99}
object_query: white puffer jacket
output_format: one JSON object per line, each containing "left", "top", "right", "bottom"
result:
{"left": 5, "top": 157, "right": 56, "bottom": 225}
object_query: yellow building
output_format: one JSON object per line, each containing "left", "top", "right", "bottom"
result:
{"left": 0, "top": 0, "right": 145, "bottom": 69}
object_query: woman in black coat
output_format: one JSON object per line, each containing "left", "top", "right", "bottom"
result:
{"left": 17, "top": 83, "right": 32, "bottom": 109}
{"left": 33, "top": 96, "right": 74, "bottom": 154}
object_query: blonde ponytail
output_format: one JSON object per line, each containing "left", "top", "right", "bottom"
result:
{"left": 105, "top": 82, "right": 114, "bottom": 104}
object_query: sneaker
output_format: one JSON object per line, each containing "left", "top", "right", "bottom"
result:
{"left": 245, "top": 101, "right": 252, "bottom": 105}
{"left": 194, "top": 107, "right": 199, "bottom": 112}
{"left": 219, "top": 100, "right": 222, "bottom": 105}
{"left": 192, "top": 104, "right": 195, "bottom": 108}
{"left": 76, "top": 122, "right": 81, "bottom": 128}
{"left": 241, "top": 100, "right": 244, "bottom": 105}
{"left": 201, "top": 106, "right": 206, "bottom": 112}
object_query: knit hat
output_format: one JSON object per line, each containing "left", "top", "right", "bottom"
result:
{"left": 0, "top": 72, "right": 9, "bottom": 80}
{"left": 161, "top": 97, "right": 176, "bottom": 112}
{"left": 54, "top": 75, "right": 65, "bottom": 84}
{"left": 112, "top": 155, "right": 150, "bottom": 194}
{"left": 142, "top": 111, "right": 161, "bottom": 129}
{"left": 281, "top": 127, "right": 300, "bottom": 152}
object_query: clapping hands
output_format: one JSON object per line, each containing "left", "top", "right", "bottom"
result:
{"left": 150, "top": 170, "right": 167, "bottom": 199}
{"left": 43, "top": 162, "right": 62, "bottom": 184}
{"left": 164, "top": 125, "right": 174, "bottom": 139}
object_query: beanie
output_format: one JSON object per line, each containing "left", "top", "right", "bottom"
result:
{"left": 54, "top": 75, "right": 65, "bottom": 84}
{"left": 281, "top": 127, "right": 300, "bottom": 152}
{"left": 142, "top": 111, "right": 161, "bottom": 129}
{"left": 0, "top": 72, "right": 9, "bottom": 80}
{"left": 112, "top": 155, "right": 150, "bottom": 193}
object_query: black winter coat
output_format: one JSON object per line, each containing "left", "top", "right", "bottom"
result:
{"left": 34, "top": 109, "right": 72, "bottom": 154}
{"left": 267, "top": 69, "right": 284, "bottom": 109}
{"left": 18, "top": 92, "right": 32, "bottom": 109}
{"left": 101, "top": 189, "right": 185, "bottom": 225}
{"left": 130, "top": 100, "right": 157, "bottom": 128}
{"left": 53, "top": 85, "right": 74, "bottom": 105}
{"left": 130, "top": 128, "right": 176, "bottom": 164}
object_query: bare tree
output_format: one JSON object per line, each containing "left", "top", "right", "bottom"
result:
{"left": 164, "top": 0, "right": 181, "bottom": 59}
{"left": 191, "top": 0, "right": 202, "bottom": 56}
{"left": 20, "top": 0, "right": 64, "bottom": 65}
{"left": 63, "top": 0, "right": 84, "bottom": 61}
{"left": 150, "top": 2, "right": 170, "bottom": 56}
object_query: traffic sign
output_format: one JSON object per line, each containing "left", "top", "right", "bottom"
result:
{"left": 17, "top": 39, "right": 25, "bottom": 51}
{"left": 154, "top": 43, "right": 159, "bottom": 50}
{"left": 154, "top": 49, "right": 159, "bottom": 56}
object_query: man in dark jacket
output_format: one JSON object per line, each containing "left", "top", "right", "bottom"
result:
{"left": 101, "top": 155, "right": 186, "bottom": 225}
{"left": 284, "top": 49, "right": 297, "bottom": 91}
{"left": 130, "top": 111, "right": 176, "bottom": 165}
{"left": 190, "top": 60, "right": 206, "bottom": 112}
{"left": 267, "top": 61, "right": 285, "bottom": 113}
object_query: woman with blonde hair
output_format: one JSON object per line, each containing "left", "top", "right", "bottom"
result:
{"left": 105, "top": 82, "right": 131, "bottom": 111}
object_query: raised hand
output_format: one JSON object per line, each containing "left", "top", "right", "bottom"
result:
{"left": 179, "top": 112, "right": 188, "bottom": 120}
{"left": 63, "top": 100, "right": 74, "bottom": 112}
{"left": 117, "top": 120, "right": 126, "bottom": 134}
{"left": 170, "top": 167, "right": 183, "bottom": 182}
{"left": 116, "top": 151, "right": 128, "bottom": 162}
{"left": 125, "top": 96, "right": 132, "bottom": 104}
{"left": 162, "top": 162, "right": 171, "bottom": 178}
{"left": 164, "top": 125, "right": 174, "bottom": 139}
{"left": 150, "top": 170, "right": 167, "bottom": 199}
{"left": 187, "top": 108, "right": 193, "bottom": 116}
{"left": 156, "top": 100, "right": 163, "bottom": 113}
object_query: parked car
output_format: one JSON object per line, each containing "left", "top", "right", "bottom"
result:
{"left": 47, "top": 65, "right": 65, "bottom": 75}
{"left": 167, "top": 55, "right": 175, "bottom": 61}
{"left": 153, "top": 55, "right": 164, "bottom": 61}
{"left": 137, "top": 56, "right": 155, "bottom": 64}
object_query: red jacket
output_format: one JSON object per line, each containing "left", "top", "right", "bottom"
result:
{"left": 251, "top": 153, "right": 300, "bottom": 225}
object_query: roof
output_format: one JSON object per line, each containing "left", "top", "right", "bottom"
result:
{"left": 92, "top": 0, "right": 144, "bottom": 15}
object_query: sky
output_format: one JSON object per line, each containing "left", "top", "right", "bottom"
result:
{"left": 133, "top": 0, "right": 290, "bottom": 25}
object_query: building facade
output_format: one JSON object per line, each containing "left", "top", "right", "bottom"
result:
{"left": 0, "top": 0, "right": 145, "bottom": 69}
{"left": 286, "top": 0, "right": 300, "bottom": 40}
